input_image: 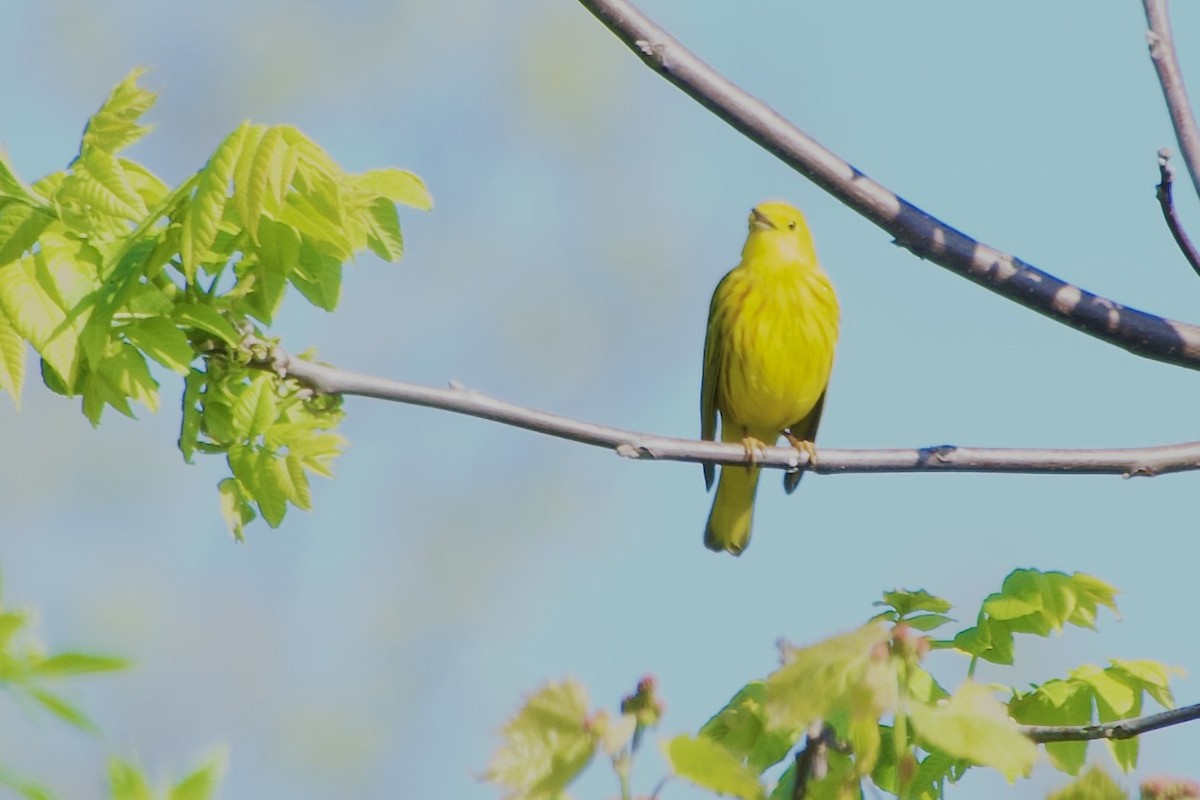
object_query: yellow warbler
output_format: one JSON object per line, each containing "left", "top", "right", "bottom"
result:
{"left": 700, "top": 201, "right": 840, "bottom": 555}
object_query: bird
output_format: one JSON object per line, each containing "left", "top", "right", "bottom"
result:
{"left": 700, "top": 200, "right": 840, "bottom": 555}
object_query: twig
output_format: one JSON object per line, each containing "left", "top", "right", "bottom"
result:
{"left": 1145, "top": 0, "right": 1200, "bottom": 202}
{"left": 1023, "top": 701, "right": 1200, "bottom": 743}
{"left": 792, "top": 723, "right": 849, "bottom": 799}
{"left": 576, "top": 0, "right": 1200, "bottom": 371}
{"left": 273, "top": 351, "right": 1200, "bottom": 477}
{"left": 1156, "top": 148, "right": 1200, "bottom": 277}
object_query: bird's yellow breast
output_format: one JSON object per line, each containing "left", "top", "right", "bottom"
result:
{"left": 711, "top": 256, "right": 839, "bottom": 438}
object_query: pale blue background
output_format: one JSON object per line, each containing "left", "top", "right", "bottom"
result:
{"left": 2, "top": 2, "right": 1199, "bottom": 798}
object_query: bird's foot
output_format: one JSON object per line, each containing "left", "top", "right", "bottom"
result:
{"left": 784, "top": 431, "right": 818, "bottom": 470}
{"left": 740, "top": 436, "right": 769, "bottom": 465}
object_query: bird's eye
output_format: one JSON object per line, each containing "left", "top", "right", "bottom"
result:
{"left": 787, "top": 221, "right": 797, "bottom": 230}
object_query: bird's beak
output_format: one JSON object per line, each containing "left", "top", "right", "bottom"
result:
{"left": 749, "top": 208, "right": 774, "bottom": 230}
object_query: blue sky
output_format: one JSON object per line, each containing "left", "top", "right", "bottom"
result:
{"left": 2, "top": 2, "right": 1200, "bottom": 798}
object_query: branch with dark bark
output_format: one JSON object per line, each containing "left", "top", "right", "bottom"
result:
{"left": 576, "top": 0, "right": 1200, "bottom": 371}
{"left": 1023, "top": 701, "right": 1200, "bottom": 743}
{"left": 1156, "top": 148, "right": 1200, "bottom": 277}
{"left": 271, "top": 351, "right": 1200, "bottom": 477}
{"left": 1145, "top": 0, "right": 1200, "bottom": 203}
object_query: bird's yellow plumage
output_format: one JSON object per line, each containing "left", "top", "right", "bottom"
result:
{"left": 701, "top": 201, "right": 839, "bottom": 555}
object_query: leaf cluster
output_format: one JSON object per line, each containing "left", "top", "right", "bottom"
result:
{"left": 0, "top": 70, "right": 430, "bottom": 536}
{"left": 482, "top": 569, "right": 1182, "bottom": 800}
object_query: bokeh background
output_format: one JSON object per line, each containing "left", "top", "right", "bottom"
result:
{"left": 2, "top": 1, "right": 1200, "bottom": 797}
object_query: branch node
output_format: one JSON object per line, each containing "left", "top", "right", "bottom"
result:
{"left": 616, "top": 443, "right": 641, "bottom": 459}
{"left": 917, "top": 444, "right": 957, "bottom": 465}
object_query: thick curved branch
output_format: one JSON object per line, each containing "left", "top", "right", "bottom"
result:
{"left": 273, "top": 352, "right": 1200, "bottom": 477}
{"left": 1156, "top": 149, "right": 1200, "bottom": 276}
{"left": 1145, "top": 0, "right": 1200, "bottom": 202}
{"left": 1023, "top": 701, "right": 1200, "bottom": 743}
{"left": 576, "top": 0, "right": 1200, "bottom": 370}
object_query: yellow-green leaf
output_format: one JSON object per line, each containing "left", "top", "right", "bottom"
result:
{"left": 172, "top": 302, "right": 239, "bottom": 346}
{"left": 123, "top": 316, "right": 195, "bottom": 374}
{"left": 217, "top": 477, "right": 255, "bottom": 541}
{"left": 354, "top": 167, "right": 433, "bottom": 210}
{"left": 0, "top": 307, "right": 24, "bottom": 406}
{"left": 765, "top": 623, "right": 896, "bottom": 733}
{"left": 181, "top": 123, "right": 247, "bottom": 281}
{"left": 663, "top": 735, "right": 766, "bottom": 800}
{"left": 484, "top": 680, "right": 595, "bottom": 800}
{"left": 1046, "top": 766, "right": 1126, "bottom": 800}
{"left": 908, "top": 682, "right": 1036, "bottom": 780}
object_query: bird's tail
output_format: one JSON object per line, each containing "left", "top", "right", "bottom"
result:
{"left": 704, "top": 465, "right": 761, "bottom": 556}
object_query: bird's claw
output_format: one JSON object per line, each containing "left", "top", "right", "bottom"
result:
{"left": 740, "top": 436, "right": 769, "bottom": 465}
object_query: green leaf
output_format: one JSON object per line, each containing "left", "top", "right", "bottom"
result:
{"left": 908, "top": 682, "right": 1036, "bottom": 780}
{"left": 0, "top": 765, "right": 55, "bottom": 800}
{"left": 663, "top": 735, "right": 765, "bottom": 800}
{"left": 279, "top": 453, "right": 312, "bottom": 510}
{"left": 172, "top": 302, "right": 239, "bottom": 346}
{"left": 168, "top": 753, "right": 226, "bottom": 800}
{"left": 231, "top": 376, "right": 277, "bottom": 438}
{"left": 181, "top": 123, "right": 247, "bottom": 282}
{"left": 123, "top": 316, "right": 194, "bottom": 374}
{"left": 108, "top": 757, "right": 154, "bottom": 800}
{"left": 217, "top": 477, "right": 256, "bottom": 541}
{"left": 30, "top": 652, "right": 128, "bottom": 676}
{"left": 245, "top": 217, "right": 301, "bottom": 322}
{"left": 75, "top": 149, "right": 148, "bottom": 220}
{"left": 289, "top": 241, "right": 342, "bottom": 310}
{"left": 1046, "top": 766, "right": 1127, "bottom": 800}
{"left": 28, "top": 687, "right": 98, "bottom": 733}
{"left": 1008, "top": 679, "right": 1091, "bottom": 775}
{"left": 949, "top": 617, "right": 1014, "bottom": 665}
{"left": 0, "top": 307, "right": 24, "bottom": 407}
{"left": 179, "top": 369, "right": 205, "bottom": 463}
{"left": 903, "top": 614, "right": 953, "bottom": 632}
{"left": 1107, "top": 658, "right": 1179, "bottom": 710}
{"left": 81, "top": 342, "right": 159, "bottom": 424}
{"left": 362, "top": 196, "right": 404, "bottom": 262}
{"left": 765, "top": 623, "right": 896, "bottom": 734}
{"left": 0, "top": 201, "right": 54, "bottom": 267}
{"left": 877, "top": 589, "right": 951, "bottom": 618}
{"left": 81, "top": 68, "right": 156, "bottom": 156}
{"left": 0, "top": 250, "right": 90, "bottom": 389}
{"left": 228, "top": 446, "right": 287, "bottom": 527}
{"left": 0, "top": 150, "right": 41, "bottom": 204}
{"left": 354, "top": 167, "right": 433, "bottom": 210}
{"left": 229, "top": 123, "right": 267, "bottom": 232}
{"left": 1071, "top": 664, "right": 1137, "bottom": 718}
{"left": 699, "top": 681, "right": 797, "bottom": 774}
{"left": 483, "top": 680, "right": 595, "bottom": 800}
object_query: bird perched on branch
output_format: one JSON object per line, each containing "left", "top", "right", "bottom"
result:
{"left": 700, "top": 201, "right": 840, "bottom": 555}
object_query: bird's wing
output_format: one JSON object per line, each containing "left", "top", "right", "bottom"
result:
{"left": 700, "top": 277, "right": 727, "bottom": 492}
{"left": 782, "top": 388, "right": 826, "bottom": 495}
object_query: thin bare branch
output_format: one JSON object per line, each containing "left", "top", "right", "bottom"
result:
{"left": 576, "top": 0, "right": 1200, "bottom": 371}
{"left": 272, "top": 351, "right": 1200, "bottom": 477}
{"left": 1023, "top": 701, "right": 1200, "bottom": 743}
{"left": 1156, "top": 148, "right": 1200, "bottom": 277}
{"left": 1145, "top": 0, "right": 1200, "bottom": 202}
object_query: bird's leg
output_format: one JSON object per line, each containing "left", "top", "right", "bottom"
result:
{"left": 740, "top": 436, "right": 769, "bottom": 465}
{"left": 784, "top": 430, "right": 818, "bottom": 471}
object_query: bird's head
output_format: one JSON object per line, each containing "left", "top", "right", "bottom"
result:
{"left": 745, "top": 200, "right": 816, "bottom": 264}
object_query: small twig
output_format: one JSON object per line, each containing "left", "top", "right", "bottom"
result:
{"left": 266, "top": 350, "right": 1200, "bottom": 477}
{"left": 576, "top": 0, "right": 1200, "bottom": 371}
{"left": 792, "top": 723, "right": 847, "bottom": 800}
{"left": 1156, "top": 148, "right": 1200, "bottom": 277}
{"left": 1145, "top": 0, "right": 1200, "bottom": 202}
{"left": 1023, "top": 701, "right": 1200, "bottom": 743}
